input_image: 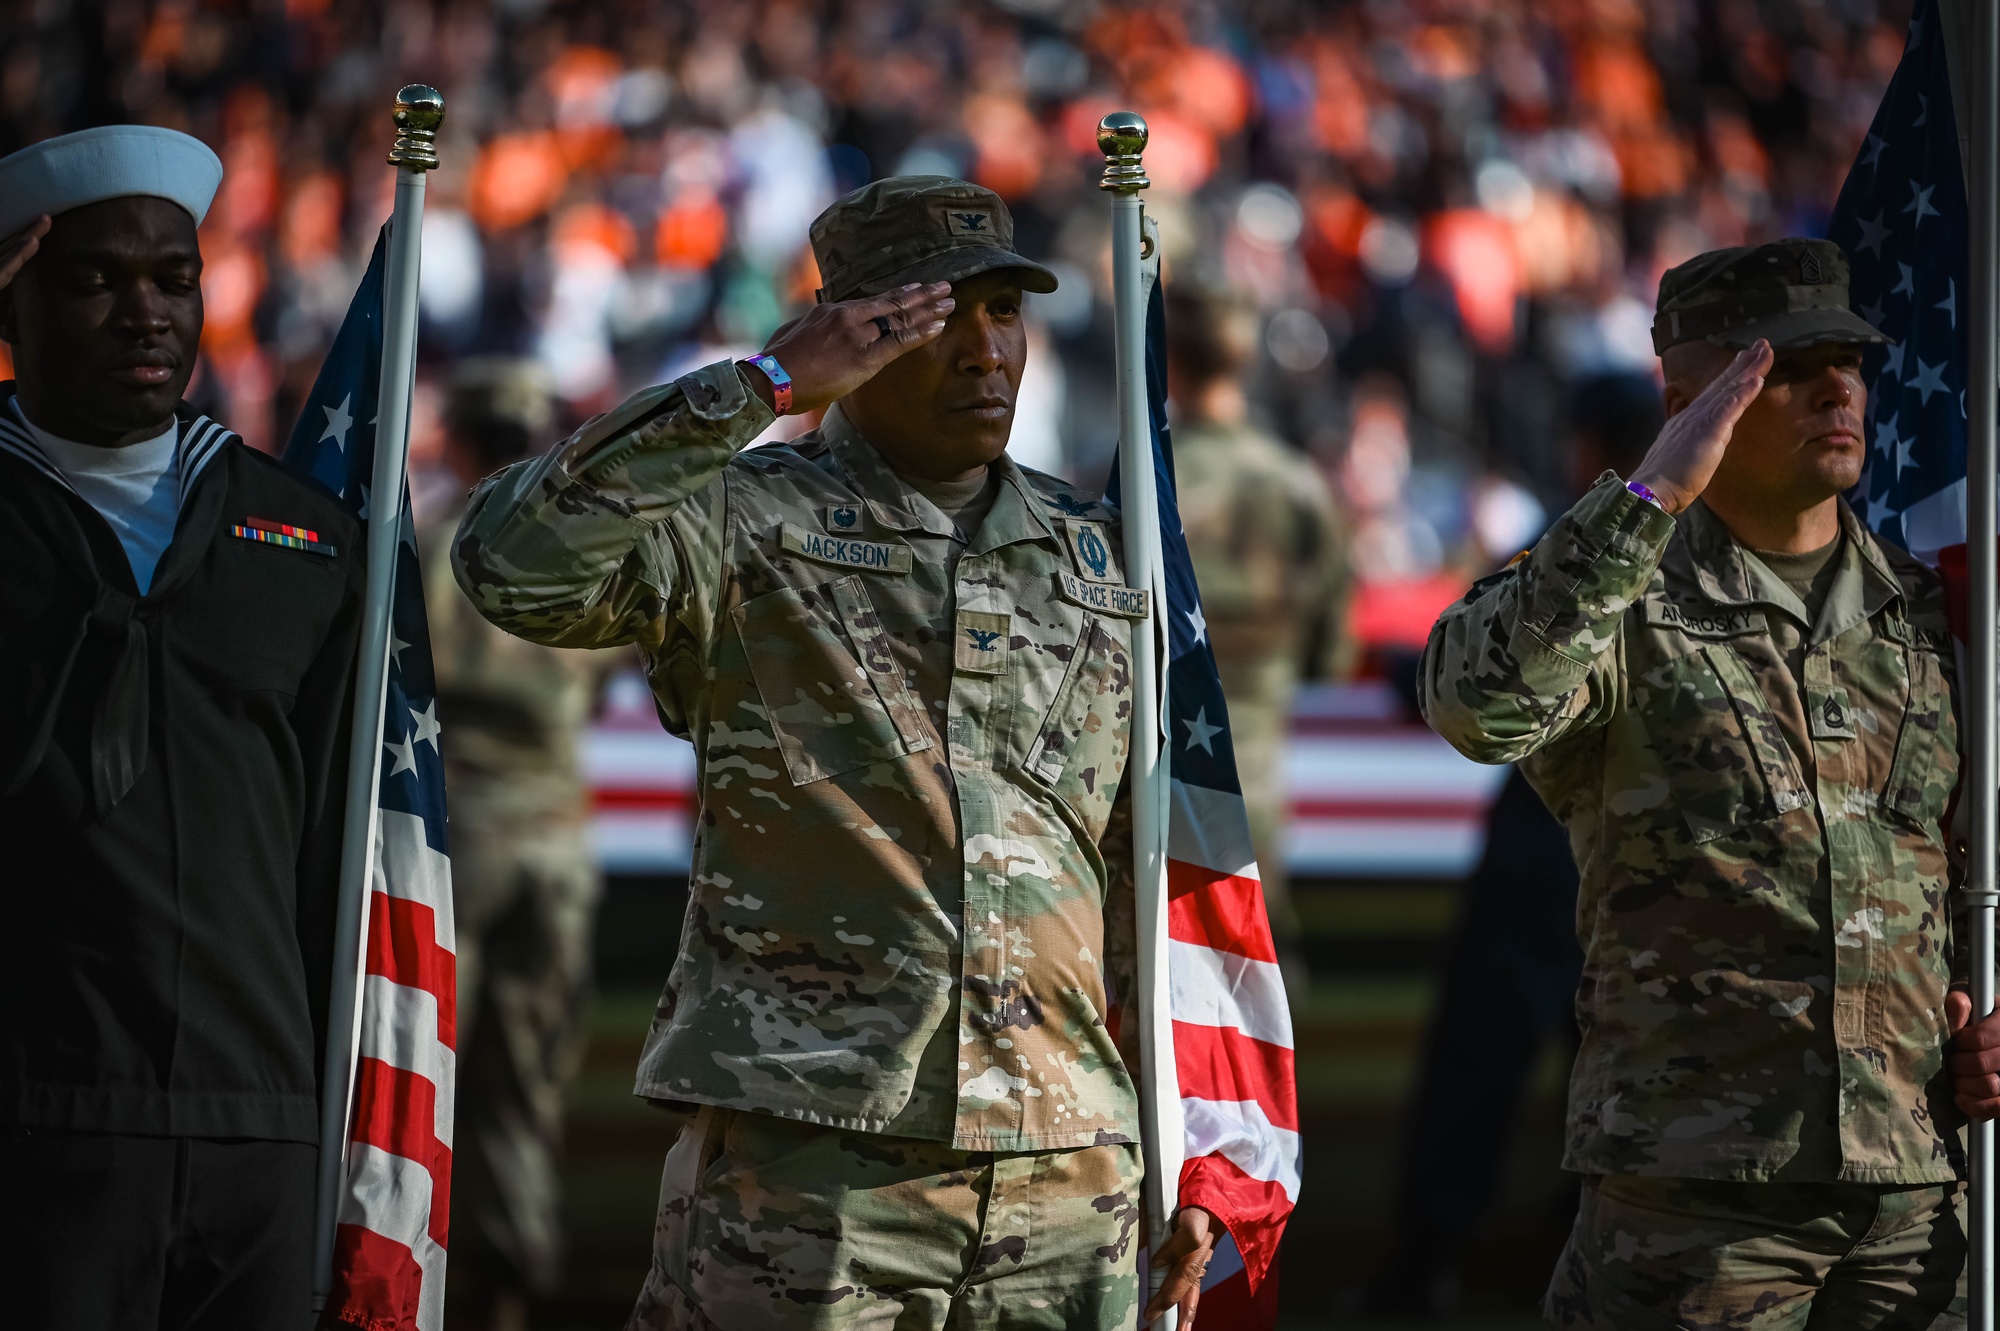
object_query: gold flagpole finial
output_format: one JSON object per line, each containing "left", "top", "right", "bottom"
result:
{"left": 388, "top": 85, "right": 445, "bottom": 172}
{"left": 1097, "top": 111, "right": 1149, "bottom": 194}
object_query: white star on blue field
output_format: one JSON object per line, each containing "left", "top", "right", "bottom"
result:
{"left": 1829, "top": 0, "right": 1968, "bottom": 558}
{"left": 283, "top": 231, "right": 450, "bottom": 851}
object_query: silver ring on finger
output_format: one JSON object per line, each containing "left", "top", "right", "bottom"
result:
{"left": 873, "top": 315, "right": 894, "bottom": 339}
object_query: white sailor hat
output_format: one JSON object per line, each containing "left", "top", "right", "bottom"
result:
{"left": 0, "top": 125, "right": 223, "bottom": 239}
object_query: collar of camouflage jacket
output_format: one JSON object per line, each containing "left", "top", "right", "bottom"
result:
{"left": 820, "top": 402, "right": 1058, "bottom": 556}
{"left": 1675, "top": 496, "right": 1904, "bottom": 642}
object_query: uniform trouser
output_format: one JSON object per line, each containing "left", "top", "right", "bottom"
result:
{"left": 447, "top": 822, "right": 601, "bottom": 1306}
{"left": 627, "top": 1106, "right": 1145, "bottom": 1331}
{"left": 1545, "top": 1174, "right": 1968, "bottom": 1330}
{"left": 0, "top": 1128, "right": 315, "bottom": 1330}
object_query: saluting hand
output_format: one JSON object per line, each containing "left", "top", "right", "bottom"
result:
{"left": 746, "top": 282, "right": 957, "bottom": 416}
{"left": 1947, "top": 988, "right": 2000, "bottom": 1120}
{"left": 1627, "top": 339, "right": 1774, "bottom": 516}
{"left": 0, "top": 215, "right": 50, "bottom": 292}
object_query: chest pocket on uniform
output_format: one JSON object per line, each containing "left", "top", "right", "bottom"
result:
{"left": 1884, "top": 641, "right": 1956, "bottom": 831}
{"left": 1026, "top": 616, "right": 1131, "bottom": 834}
{"left": 1663, "top": 643, "right": 1812, "bottom": 844}
{"left": 734, "top": 575, "right": 933, "bottom": 786}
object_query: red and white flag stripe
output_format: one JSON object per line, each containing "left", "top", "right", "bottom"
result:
{"left": 1165, "top": 778, "right": 1299, "bottom": 1299}
{"left": 1193, "top": 1229, "right": 1283, "bottom": 1325}
{"left": 327, "top": 810, "right": 458, "bottom": 1331}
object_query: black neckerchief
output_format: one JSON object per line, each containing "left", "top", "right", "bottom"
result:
{"left": 0, "top": 388, "right": 240, "bottom": 811}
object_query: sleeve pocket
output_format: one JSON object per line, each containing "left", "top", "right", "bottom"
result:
{"left": 1027, "top": 617, "right": 1114, "bottom": 785}
{"left": 1885, "top": 646, "right": 1952, "bottom": 830}
{"left": 1023, "top": 616, "right": 1131, "bottom": 838}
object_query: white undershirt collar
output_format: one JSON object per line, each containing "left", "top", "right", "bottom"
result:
{"left": 17, "top": 405, "right": 181, "bottom": 594}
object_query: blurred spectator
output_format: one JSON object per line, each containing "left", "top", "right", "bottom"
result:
{"left": 415, "top": 359, "right": 619, "bottom": 1330}
{"left": 1337, "top": 374, "right": 1464, "bottom": 664}
{"left": 1169, "top": 280, "right": 1349, "bottom": 985}
{"left": 0, "top": 0, "right": 1904, "bottom": 600}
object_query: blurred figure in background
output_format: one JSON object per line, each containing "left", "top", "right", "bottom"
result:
{"left": 1170, "top": 281, "right": 1349, "bottom": 981}
{"left": 417, "top": 359, "right": 614, "bottom": 1331}
{"left": 1359, "top": 372, "right": 1663, "bottom": 1320}
{"left": 1334, "top": 375, "right": 1464, "bottom": 672}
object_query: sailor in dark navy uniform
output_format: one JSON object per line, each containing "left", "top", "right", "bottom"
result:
{"left": 0, "top": 126, "right": 366, "bottom": 1329}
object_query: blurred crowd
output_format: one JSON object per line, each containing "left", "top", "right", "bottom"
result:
{"left": 1, "top": 0, "right": 1908, "bottom": 666}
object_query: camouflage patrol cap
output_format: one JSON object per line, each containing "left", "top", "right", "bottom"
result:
{"left": 1652, "top": 238, "right": 1890, "bottom": 354}
{"left": 810, "top": 176, "right": 1058, "bottom": 304}
{"left": 447, "top": 356, "right": 556, "bottom": 469}
{"left": 448, "top": 356, "right": 555, "bottom": 438}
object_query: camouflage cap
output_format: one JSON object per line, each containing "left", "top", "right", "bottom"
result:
{"left": 1652, "top": 238, "right": 1890, "bottom": 354}
{"left": 810, "top": 176, "right": 1058, "bottom": 304}
{"left": 448, "top": 356, "right": 556, "bottom": 438}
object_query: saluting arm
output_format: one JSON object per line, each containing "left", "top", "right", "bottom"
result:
{"left": 450, "top": 363, "right": 771, "bottom": 651}
{"left": 1421, "top": 339, "right": 1774, "bottom": 765}
{"left": 451, "top": 282, "right": 959, "bottom": 652}
{"left": 1418, "top": 476, "right": 1669, "bottom": 763}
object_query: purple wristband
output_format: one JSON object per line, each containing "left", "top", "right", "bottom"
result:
{"left": 1626, "top": 479, "right": 1664, "bottom": 510}
{"left": 742, "top": 353, "right": 792, "bottom": 415}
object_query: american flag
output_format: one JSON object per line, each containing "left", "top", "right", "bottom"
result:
{"left": 1833, "top": 0, "right": 1969, "bottom": 564}
{"left": 287, "top": 233, "right": 458, "bottom": 1331}
{"left": 1107, "top": 253, "right": 1299, "bottom": 1325}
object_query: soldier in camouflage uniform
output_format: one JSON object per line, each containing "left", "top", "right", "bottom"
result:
{"left": 451, "top": 178, "right": 1220, "bottom": 1331}
{"left": 1421, "top": 239, "right": 1982, "bottom": 1328}
{"left": 420, "top": 359, "right": 617, "bottom": 1330}
{"left": 1168, "top": 281, "right": 1348, "bottom": 978}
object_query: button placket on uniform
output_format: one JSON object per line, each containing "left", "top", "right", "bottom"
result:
{"left": 1805, "top": 638, "right": 1878, "bottom": 1095}
{"left": 952, "top": 549, "right": 1016, "bottom": 1118}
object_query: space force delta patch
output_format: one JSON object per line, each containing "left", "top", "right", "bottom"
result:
{"left": 1064, "top": 520, "right": 1119, "bottom": 582}
{"left": 229, "top": 517, "right": 338, "bottom": 558}
{"left": 780, "top": 523, "right": 912, "bottom": 573}
{"left": 1056, "top": 570, "right": 1149, "bottom": 618}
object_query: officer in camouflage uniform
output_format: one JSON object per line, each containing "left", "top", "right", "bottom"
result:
{"left": 1421, "top": 239, "right": 1979, "bottom": 1328}
{"left": 418, "top": 359, "right": 615, "bottom": 1329}
{"left": 1168, "top": 281, "right": 1348, "bottom": 976}
{"left": 451, "top": 179, "right": 1219, "bottom": 1331}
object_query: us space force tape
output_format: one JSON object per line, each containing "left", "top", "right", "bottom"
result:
{"left": 1055, "top": 570, "right": 1150, "bottom": 619}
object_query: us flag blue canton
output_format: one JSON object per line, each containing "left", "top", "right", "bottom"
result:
{"left": 1103, "top": 263, "right": 1298, "bottom": 1327}
{"left": 287, "top": 228, "right": 459, "bottom": 1330}
{"left": 1829, "top": 0, "right": 1969, "bottom": 563}
{"left": 1105, "top": 273, "right": 1239, "bottom": 795}
{"left": 284, "top": 232, "right": 448, "bottom": 848}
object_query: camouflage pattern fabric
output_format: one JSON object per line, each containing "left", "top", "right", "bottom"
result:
{"left": 418, "top": 500, "right": 613, "bottom": 1299}
{"left": 419, "top": 495, "right": 614, "bottom": 827}
{"left": 452, "top": 360, "right": 1142, "bottom": 1151}
{"left": 808, "top": 175, "right": 1057, "bottom": 303}
{"left": 1174, "top": 419, "right": 1348, "bottom": 947}
{"left": 1650, "top": 237, "right": 1891, "bottom": 355}
{"left": 1545, "top": 1174, "right": 1965, "bottom": 1330}
{"left": 446, "top": 827, "right": 599, "bottom": 1300}
{"left": 626, "top": 1106, "right": 1142, "bottom": 1331}
{"left": 1421, "top": 473, "right": 1963, "bottom": 1183}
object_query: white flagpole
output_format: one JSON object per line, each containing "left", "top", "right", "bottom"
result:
{"left": 311, "top": 84, "right": 444, "bottom": 1311}
{"left": 1968, "top": 1, "right": 1997, "bottom": 1322}
{"left": 1100, "top": 111, "right": 1184, "bottom": 1330}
